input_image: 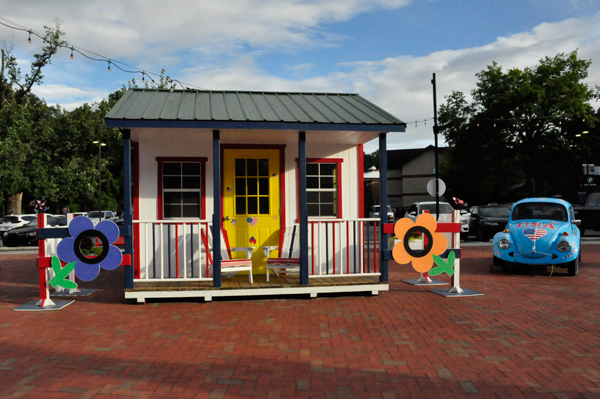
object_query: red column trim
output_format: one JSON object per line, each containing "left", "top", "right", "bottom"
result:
{"left": 358, "top": 144, "right": 365, "bottom": 219}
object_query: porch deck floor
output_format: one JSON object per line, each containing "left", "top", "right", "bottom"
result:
{"left": 126, "top": 274, "right": 387, "bottom": 303}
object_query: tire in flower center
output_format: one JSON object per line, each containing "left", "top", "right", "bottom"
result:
{"left": 73, "top": 229, "right": 109, "bottom": 265}
{"left": 403, "top": 226, "right": 433, "bottom": 258}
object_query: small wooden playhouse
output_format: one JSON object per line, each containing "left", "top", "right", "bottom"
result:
{"left": 104, "top": 89, "right": 406, "bottom": 302}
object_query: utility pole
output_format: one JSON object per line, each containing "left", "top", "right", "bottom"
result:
{"left": 431, "top": 73, "right": 440, "bottom": 219}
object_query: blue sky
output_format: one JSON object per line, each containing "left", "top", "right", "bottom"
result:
{"left": 1, "top": 0, "right": 600, "bottom": 153}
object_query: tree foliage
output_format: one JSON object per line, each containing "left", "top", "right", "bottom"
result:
{"left": 0, "top": 26, "right": 176, "bottom": 214}
{"left": 439, "top": 51, "right": 599, "bottom": 205}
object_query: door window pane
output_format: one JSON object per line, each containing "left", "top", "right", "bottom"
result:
{"left": 259, "top": 159, "right": 269, "bottom": 176}
{"left": 247, "top": 197, "right": 258, "bottom": 214}
{"left": 247, "top": 159, "right": 258, "bottom": 176}
{"left": 259, "top": 197, "right": 269, "bottom": 214}
{"left": 236, "top": 197, "right": 246, "bottom": 215}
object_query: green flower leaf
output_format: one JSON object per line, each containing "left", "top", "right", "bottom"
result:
{"left": 430, "top": 252, "right": 455, "bottom": 277}
{"left": 49, "top": 256, "right": 78, "bottom": 289}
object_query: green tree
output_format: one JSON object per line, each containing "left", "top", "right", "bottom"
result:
{"left": 0, "top": 21, "right": 66, "bottom": 213}
{"left": 439, "top": 51, "right": 598, "bottom": 205}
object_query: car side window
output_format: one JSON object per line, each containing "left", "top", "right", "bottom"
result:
{"left": 407, "top": 205, "right": 417, "bottom": 215}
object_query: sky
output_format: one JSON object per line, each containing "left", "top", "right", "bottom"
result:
{"left": 1, "top": 0, "right": 600, "bottom": 153}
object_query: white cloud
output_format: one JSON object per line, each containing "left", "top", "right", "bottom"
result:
{"left": 179, "top": 11, "right": 600, "bottom": 153}
{"left": 31, "top": 84, "right": 108, "bottom": 110}
{"left": 0, "top": 0, "right": 415, "bottom": 65}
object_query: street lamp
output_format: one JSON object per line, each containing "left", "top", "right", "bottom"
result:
{"left": 93, "top": 141, "right": 106, "bottom": 220}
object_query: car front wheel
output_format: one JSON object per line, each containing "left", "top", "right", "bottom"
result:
{"left": 567, "top": 257, "right": 579, "bottom": 277}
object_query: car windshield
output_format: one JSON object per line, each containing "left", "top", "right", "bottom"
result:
{"left": 88, "top": 211, "right": 102, "bottom": 218}
{"left": 480, "top": 207, "right": 511, "bottom": 218}
{"left": 511, "top": 202, "right": 568, "bottom": 222}
{"left": 26, "top": 219, "right": 38, "bottom": 227}
{"left": 420, "top": 203, "right": 454, "bottom": 214}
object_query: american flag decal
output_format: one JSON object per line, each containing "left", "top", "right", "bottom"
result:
{"left": 523, "top": 228, "right": 547, "bottom": 242}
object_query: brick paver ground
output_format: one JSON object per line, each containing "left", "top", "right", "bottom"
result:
{"left": 0, "top": 245, "right": 599, "bottom": 398}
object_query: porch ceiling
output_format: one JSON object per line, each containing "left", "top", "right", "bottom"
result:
{"left": 105, "top": 89, "right": 406, "bottom": 141}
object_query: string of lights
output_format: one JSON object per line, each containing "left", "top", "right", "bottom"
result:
{"left": 406, "top": 115, "right": 590, "bottom": 128}
{"left": 0, "top": 16, "right": 206, "bottom": 91}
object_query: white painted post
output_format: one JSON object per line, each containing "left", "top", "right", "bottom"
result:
{"left": 35, "top": 213, "right": 56, "bottom": 308}
{"left": 448, "top": 210, "right": 463, "bottom": 294}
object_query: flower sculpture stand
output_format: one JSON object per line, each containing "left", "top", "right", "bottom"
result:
{"left": 392, "top": 211, "right": 483, "bottom": 298}
{"left": 14, "top": 214, "right": 131, "bottom": 312}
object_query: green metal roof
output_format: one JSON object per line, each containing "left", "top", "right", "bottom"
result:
{"left": 105, "top": 89, "right": 406, "bottom": 132}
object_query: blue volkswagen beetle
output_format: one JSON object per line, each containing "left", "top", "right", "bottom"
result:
{"left": 492, "top": 198, "right": 581, "bottom": 276}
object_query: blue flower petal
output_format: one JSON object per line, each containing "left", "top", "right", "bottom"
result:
{"left": 56, "top": 237, "right": 78, "bottom": 263}
{"left": 100, "top": 245, "right": 122, "bottom": 271}
{"left": 96, "top": 220, "right": 120, "bottom": 244}
{"left": 74, "top": 260, "right": 100, "bottom": 281}
{"left": 69, "top": 216, "right": 94, "bottom": 238}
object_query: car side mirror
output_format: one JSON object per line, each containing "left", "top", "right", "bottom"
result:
{"left": 409, "top": 212, "right": 416, "bottom": 216}
{"left": 460, "top": 209, "right": 468, "bottom": 215}
{"left": 573, "top": 219, "right": 581, "bottom": 226}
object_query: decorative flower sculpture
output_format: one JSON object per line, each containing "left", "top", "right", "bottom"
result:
{"left": 56, "top": 216, "right": 122, "bottom": 281}
{"left": 392, "top": 213, "right": 448, "bottom": 273}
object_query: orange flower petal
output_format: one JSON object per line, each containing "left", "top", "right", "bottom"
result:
{"left": 412, "top": 254, "right": 434, "bottom": 273}
{"left": 394, "top": 218, "right": 414, "bottom": 239}
{"left": 430, "top": 233, "right": 448, "bottom": 255}
{"left": 416, "top": 213, "right": 437, "bottom": 233}
{"left": 392, "top": 241, "right": 412, "bottom": 264}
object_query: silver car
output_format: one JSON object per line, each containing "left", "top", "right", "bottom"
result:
{"left": 404, "top": 201, "right": 470, "bottom": 239}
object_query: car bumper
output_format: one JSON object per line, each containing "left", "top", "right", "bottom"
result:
{"left": 2, "top": 235, "right": 37, "bottom": 247}
{"left": 493, "top": 245, "right": 578, "bottom": 265}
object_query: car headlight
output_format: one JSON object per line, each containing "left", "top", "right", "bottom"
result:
{"left": 27, "top": 232, "right": 36, "bottom": 237}
{"left": 498, "top": 238, "right": 511, "bottom": 250}
{"left": 483, "top": 222, "right": 498, "bottom": 226}
{"left": 557, "top": 241, "right": 571, "bottom": 253}
{"left": 2, "top": 232, "right": 7, "bottom": 238}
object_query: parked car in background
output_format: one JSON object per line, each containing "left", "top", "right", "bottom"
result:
{"left": 2, "top": 215, "right": 66, "bottom": 247}
{"left": 405, "top": 201, "right": 470, "bottom": 239}
{"left": 574, "top": 192, "right": 600, "bottom": 236}
{"left": 0, "top": 214, "right": 37, "bottom": 234}
{"left": 369, "top": 205, "right": 395, "bottom": 223}
{"left": 469, "top": 204, "right": 512, "bottom": 241}
{"left": 493, "top": 198, "right": 581, "bottom": 276}
{"left": 88, "top": 210, "right": 118, "bottom": 225}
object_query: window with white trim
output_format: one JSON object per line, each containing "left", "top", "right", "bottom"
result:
{"left": 162, "top": 162, "right": 202, "bottom": 218}
{"left": 306, "top": 162, "right": 338, "bottom": 217}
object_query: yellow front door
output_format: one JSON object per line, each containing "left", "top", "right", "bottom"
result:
{"left": 223, "top": 148, "right": 281, "bottom": 274}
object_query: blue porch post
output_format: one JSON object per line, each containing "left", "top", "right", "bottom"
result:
{"left": 378, "top": 132, "right": 389, "bottom": 283}
{"left": 299, "top": 131, "right": 309, "bottom": 285}
{"left": 212, "top": 130, "right": 222, "bottom": 287}
{"left": 123, "top": 129, "right": 134, "bottom": 289}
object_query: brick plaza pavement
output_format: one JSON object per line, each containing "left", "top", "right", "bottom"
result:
{"left": 0, "top": 245, "right": 599, "bottom": 398}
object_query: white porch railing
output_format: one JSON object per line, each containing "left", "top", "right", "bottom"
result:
{"left": 307, "top": 218, "right": 381, "bottom": 278}
{"left": 134, "top": 220, "right": 214, "bottom": 282}
{"left": 133, "top": 218, "right": 382, "bottom": 282}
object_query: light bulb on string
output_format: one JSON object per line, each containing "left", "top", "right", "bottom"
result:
{"left": 28, "top": 30, "right": 31, "bottom": 44}
{"left": 107, "top": 61, "right": 111, "bottom": 73}
{"left": 141, "top": 72, "right": 145, "bottom": 83}
{"left": 70, "top": 47, "right": 73, "bottom": 60}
